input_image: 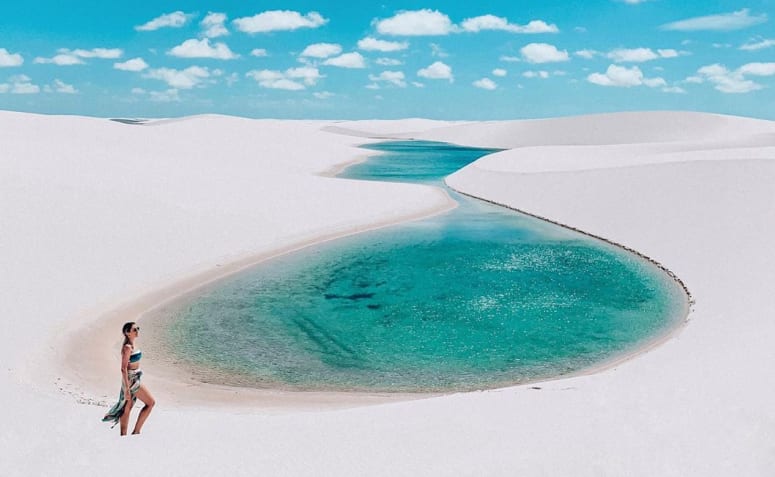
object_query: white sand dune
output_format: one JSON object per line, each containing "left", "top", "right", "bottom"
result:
{"left": 2, "top": 110, "right": 774, "bottom": 476}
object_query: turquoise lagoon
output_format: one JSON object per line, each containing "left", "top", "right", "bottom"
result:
{"left": 157, "top": 141, "right": 687, "bottom": 392}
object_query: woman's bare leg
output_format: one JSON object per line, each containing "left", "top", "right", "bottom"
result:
{"left": 131, "top": 384, "right": 156, "bottom": 435}
{"left": 119, "top": 398, "right": 133, "bottom": 436}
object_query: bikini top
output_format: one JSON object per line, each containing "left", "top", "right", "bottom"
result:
{"left": 129, "top": 349, "right": 142, "bottom": 363}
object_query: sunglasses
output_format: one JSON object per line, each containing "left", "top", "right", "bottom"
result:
{"left": 131, "top": 327, "right": 140, "bottom": 332}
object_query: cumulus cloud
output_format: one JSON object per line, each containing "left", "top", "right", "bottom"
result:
{"left": 357, "top": 37, "right": 409, "bottom": 52}
{"left": 575, "top": 49, "right": 598, "bottom": 59}
{"left": 168, "top": 39, "right": 238, "bottom": 60}
{"left": 740, "top": 39, "right": 775, "bottom": 51}
{"left": 114, "top": 58, "right": 149, "bottom": 72}
{"left": 136, "top": 11, "right": 191, "bottom": 31}
{"left": 430, "top": 43, "right": 449, "bottom": 58}
{"left": 68, "top": 48, "right": 122, "bottom": 59}
{"left": 375, "top": 9, "right": 455, "bottom": 36}
{"left": 376, "top": 58, "right": 402, "bottom": 66}
{"left": 473, "top": 78, "right": 497, "bottom": 90}
{"left": 690, "top": 62, "right": 775, "bottom": 93}
{"left": 251, "top": 49, "right": 268, "bottom": 57}
{"left": 51, "top": 79, "right": 77, "bottom": 94}
{"left": 499, "top": 55, "right": 521, "bottom": 62}
{"left": 34, "top": 54, "right": 84, "bottom": 66}
{"left": 144, "top": 66, "right": 212, "bottom": 89}
{"left": 34, "top": 48, "right": 122, "bottom": 65}
{"left": 523, "top": 70, "right": 550, "bottom": 79}
{"left": 587, "top": 64, "right": 667, "bottom": 88}
{"left": 520, "top": 43, "right": 570, "bottom": 63}
{"left": 461, "top": 15, "right": 558, "bottom": 33}
{"left": 661, "top": 9, "right": 767, "bottom": 32}
{"left": 417, "top": 61, "right": 453, "bottom": 81}
{"left": 492, "top": 68, "right": 507, "bottom": 77}
{"left": 300, "top": 43, "right": 342, "bottom": 58}
{"left": 737, "top": 62, "right": 775, "bottom": 76}
{"left": 0, "top": 74, "right": 39, "bottom": 94}
{"left": 201, "top": 13, "right": 229, "bottom": 38}
{"left": 368, "top": 71, "right": 407, "bottom": 88}
{"left": 313, "top": 91, "right": 334, "bottom": 99}
{"left": 607, "top": 48, "right": 682, "bottom": 62}
{"left": 323, "top": 52, "right": 366, "bottom": 69}
{"left": 233, "top": 11, "right": 327, "bottom": 33}
{"left": 246, "top": 66, "right": 323, "bottom": 90}
{"left": 0, "top": 48, "right": 23, "bottom": 67}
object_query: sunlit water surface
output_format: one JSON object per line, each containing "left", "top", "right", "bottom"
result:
{"left": 151, "top": 141, "right": 686, "bottom": 392}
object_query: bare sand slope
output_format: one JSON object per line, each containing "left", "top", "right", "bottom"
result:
{"left": 2, "top": 111, "right": 774, "bottom": 476}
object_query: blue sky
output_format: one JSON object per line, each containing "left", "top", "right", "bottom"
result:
{"left": 1, "top": 1, "right": 774, "bottom": 119}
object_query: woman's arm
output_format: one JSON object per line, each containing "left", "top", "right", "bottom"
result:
{"left": 121, "top": 344, "right": 132, "bottom": 396}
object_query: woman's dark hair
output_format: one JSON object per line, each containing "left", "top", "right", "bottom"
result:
{"left": 122, "top": 322, "right": 135, "bottom": 347}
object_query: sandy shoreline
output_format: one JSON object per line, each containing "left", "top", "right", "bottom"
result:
{"left": 5, "top": 110, "right": 775, "bottom": 476}
{"left": 62, "top": 181, "right": 456, "bottom": 411}
{"left": 66, "top": 140, "right": 691, "bottom": 411}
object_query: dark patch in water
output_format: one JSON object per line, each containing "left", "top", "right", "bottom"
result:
{"left": 367, "top": 304, "right": 382, "bottom": 310}
{"left": 324, "top": 292, "right": 375, "bottom": 301}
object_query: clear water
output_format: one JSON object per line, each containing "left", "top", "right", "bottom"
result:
{"left": 159, "top": 141, "right": 686, "bottom": 392}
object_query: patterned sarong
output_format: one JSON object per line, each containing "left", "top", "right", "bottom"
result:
{"left": 101, "top": 369, "right": 143, "bottom": 428}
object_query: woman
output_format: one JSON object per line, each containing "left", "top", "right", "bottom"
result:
{"left": 102, "top": 321, "right": 156, "bottom": 435}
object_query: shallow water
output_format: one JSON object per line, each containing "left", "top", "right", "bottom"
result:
{"left": 157, "top": 141, "right": 686, "bottom": 392}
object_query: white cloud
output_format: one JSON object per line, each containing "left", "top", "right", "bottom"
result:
{"left": 250, "top": 49, "right": 268, "bottom": 57}
{"left": 661, "top": 9, "right": 767, "bottom": 32}
{"left": 520, "top": 43, "right": 570, "bottom": 63}
{"left": 202, "top": 13, "right": 229, "bottom": 38}
{"left": 662, "top": 86, "right": 687, "bottom": 94}
{"left": 226, "top": 73, "right": 239, "bottom": 86}
{"left": 692, "top": 62, "right": 775, "bottom": 93}
{"left": 286, "top": 66, "right": 323, "bottom": 85}
{"left": 300, "top": 43, "right": 342, "bottom": 58}
{"left": 376, "top": 58, "right": 402, "bottom": 66}
{"left": 461, "top": 15, "right": 558, "bottom": 34}
{"left": 131, "top": 88, "right": 146, "bottom": 95}
{"left": 587, "top": 64, "right": 665, "bottom": 88}
{"left": 375, "top": 9, "right": 454, "bottom": 36}
{"left": 430, "top": 43, "right": 448, "bottom": 58}
{"left": 51, "top": 79, "right": 77, "bottom": 94}
{"left": 368, "top": 71, "right": 407, "bottom": 87}
{"left": 34, "top": 54, "right": 84, "bottom": 66}
{"left": 417, "top": 61, "right": 453, "bottom": 81}
{"left": 523, "top": 70, "right": 550, "bottom": 79}
{"left": 492, "top": 68, "right": 507, "bottom": 77}
{"left": 737, "top": 62, "right": 775, "bottom": 76}
{"left": 233, "top": 11, "right": 327, "bottom": 33}
{"left": 740, "top": 39, "right": 775, "bottom": 51}
{"left": 168, "top": 39, "right": 238, "bottom": 60}
{"left": 144, "top": 66, "right": 212, "bottom": 89}
{"left": 114, "top": 58, "right": 149, "bottom": 72}
{"left": 0, "top": 48, "right": 23, "bottom": 67}
{"left": 607, "top": 48, "right": 682, "bottom": 63}
{"left": 473, "top": 78, "right": 497, "bottom": 90}
{"left": 499, "top": 55, "right": 521, "bottom": 62}
{"left": 136, "top": 11, "right": 190, "bottom": 31}
{"left": 713, "top": 43, "right": 733, "bottom": 49}
{"left": 323, "top": 52, "right": 366, "bottom": 69}
{"left": 575, "top": 49, "right": 598, "bottom": 59}
{"left": 0, "top": 75, "right": 39, "bottom": 94}
{"left": 365, "top": 83, "right": 380, "bottom": 90}
{"left": 246, "top": 66, "right": 323, "bottom": 90}
{"left": 34, "top": 48, "right": 123, "bottom": 66}
{"left": 313, "top": 91, "right": 334, "bottom": 99}
{"left": 412, "top": 81, "right": 425, "bottom": 88}
{"left": 357, "top": 37, "right": 409, "bottom": 52}
{"left": 68, "top": 48, "right": 122, "bottom": 59}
